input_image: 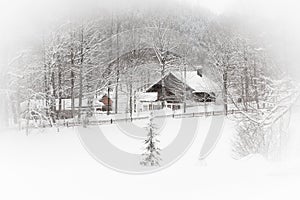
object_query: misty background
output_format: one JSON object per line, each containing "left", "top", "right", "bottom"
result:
{"left": 0, "top": 0, "right": 300, "bottom": 81}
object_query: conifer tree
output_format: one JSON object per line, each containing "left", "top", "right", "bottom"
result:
{"left": 140, "top": 112, "right": 161, "bottom": 166}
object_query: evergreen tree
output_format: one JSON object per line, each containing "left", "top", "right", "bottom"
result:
{"left": 140, "top": 112, "right": 161, "bottom": 166}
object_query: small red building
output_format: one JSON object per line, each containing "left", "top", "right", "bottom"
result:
{"left": 100, "top": 94, "right": 113, "bottom": 111}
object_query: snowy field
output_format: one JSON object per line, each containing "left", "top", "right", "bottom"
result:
{"left": 0, "top": 105, "right": 300, "bottom": 200}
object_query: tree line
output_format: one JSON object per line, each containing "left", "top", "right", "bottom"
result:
{"left": 3, "top": 4, "right": 298, "bottom": 159}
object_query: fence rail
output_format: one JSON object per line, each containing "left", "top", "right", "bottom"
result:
{"left": 24, "top": 108, "right": 260, "bottom": 129}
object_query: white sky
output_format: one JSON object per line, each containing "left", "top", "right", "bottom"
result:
{"left": 184, "top": 0, "right": 300, "bottom": 19}
{"left": 180, "top": 0, "right": 237, "bottom": 14}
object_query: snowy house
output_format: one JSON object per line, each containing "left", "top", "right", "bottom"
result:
{"left": 135, "top": 92, "right": 161, "bottom": 112}
{"left": 138, "top": 68, "right": 220, "bottom": 111}
{"left": 20, "top": 96, "right": 108, "bottom": 119}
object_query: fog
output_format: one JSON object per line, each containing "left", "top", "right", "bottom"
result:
{"left": 0, "top": 0, "right": 299, "bottom": 80}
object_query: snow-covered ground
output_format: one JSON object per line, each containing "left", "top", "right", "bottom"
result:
{"left": 0, "top": 105, "right": 300, "bottom": 200}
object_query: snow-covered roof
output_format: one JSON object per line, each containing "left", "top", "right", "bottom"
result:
{"left": 171, "top": 71, "right": 219, "bottom": 94}
{"left": 93, "top": 99, "right": 105, "bottom": 107}
{"left": 136, "top": 92, "right": 158, "bottom": 102}
{"left": 145, "top": 69, "right": 220, "bottom": 94}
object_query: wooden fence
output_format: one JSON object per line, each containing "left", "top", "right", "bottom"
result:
{"left": 59, "top": 109, "right": 258, "bottom": 128}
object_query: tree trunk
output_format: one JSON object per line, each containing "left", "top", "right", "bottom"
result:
{"left": 58, "top": 63, "right": 62, "bottom": 119}
{"left": 115, "top": 22, "right": 120, "bottom": 114}
{"left": 26, "top": 99, "right": 30, "bottom": 135}
{"left": 115, "top": 70, "right": 119, "bottom": 114}
{"left": 244, "top": 66, "right": 249, "bottom": 111}
{"left": 253, "top": 65, "right": 260, "bottom": 109}
{"left": 107, "top": 15, "right": 114, "bottom": 116}
{"left": 70, "top": 49, "right": 75, "bottom": 119}
{"left": 44, "top": 63, "right": 51, "bottom": 124}
{"left": 161, "top": 63, "right": 166, "bottom": 108}
{"left": 183, "top": 66, "right": 187, "bottom": 113}
{"left": 107, "top": 86, "right": 110, "bottom": 115}
{"left": 223, "top": 70, "right": 228, "bottom": 115}
{"left": 78, "top": 29, "right": 84, "bottom": 122}
{"left": 78, "top": 66, "right": 83, "bottom": 122}
{"left": 50, "top": 71, "right": 56, "bottom": 123}
{"left": 129, "top": 82, "right": 133, "bottom": 121}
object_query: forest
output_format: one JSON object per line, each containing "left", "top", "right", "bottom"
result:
{"left": 1, "top": 3, "right": 298, "bottom": 159}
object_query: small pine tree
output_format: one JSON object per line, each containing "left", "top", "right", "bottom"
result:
{"left": 140, "top": 112, "right": 161, "bottom": 166}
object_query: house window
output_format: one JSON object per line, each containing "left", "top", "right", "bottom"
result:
{"left": 173, "top": 105, "right": 180, "bottom": 110}
{"left": 149, "top": 104, "right": 153, "bottom": 110}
